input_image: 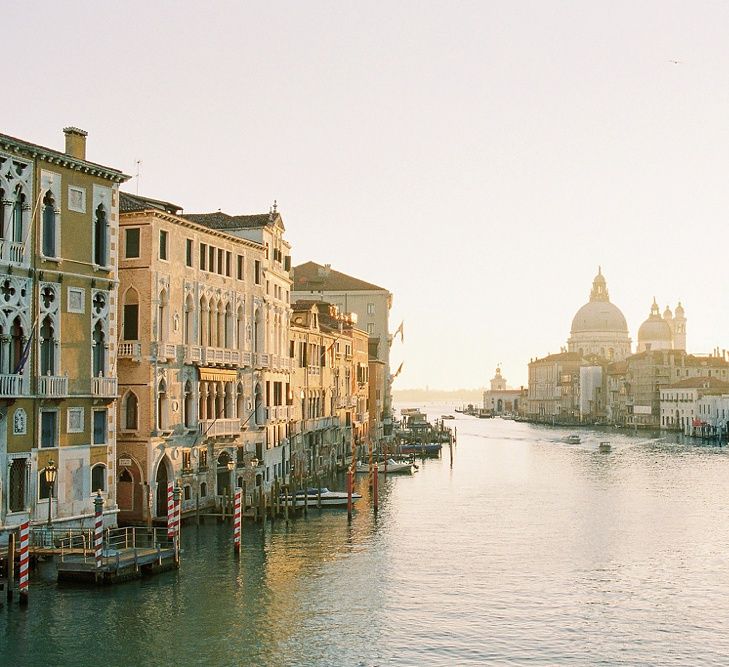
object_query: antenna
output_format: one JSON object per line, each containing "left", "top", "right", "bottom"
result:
{"left": 135, "top": 159, "right": 142, "bottom": 195}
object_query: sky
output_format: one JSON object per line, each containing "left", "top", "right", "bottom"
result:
{"left": 5, "top": 1, "right": 729, "bottom": 389}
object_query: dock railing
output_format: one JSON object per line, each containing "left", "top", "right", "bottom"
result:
{"left": 59, "top": 526, "right": 173, "bottom": 565}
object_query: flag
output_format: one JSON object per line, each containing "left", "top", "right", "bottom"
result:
{"left": 391, "top": 362, "right": 404, "bottom": 382}
{"left": 13, "top": 319, "right": 36, "bottom": 375}
{"left": 391, "top": 321, "right": 404, "bottom": 345}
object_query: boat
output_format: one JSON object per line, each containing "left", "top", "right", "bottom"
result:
{"left": 279, "top": 487, "right": 362, "bottom": 507}
{"left": 564, "top": 434, "right": 581, "bottom": 444}
{"left": 398, "top": 442, "right": 442, "bottom": 457}
{"left": 599, "top": 441, "right": 611, "bottom": 453}
{"left": 355, "top": 459, "right": 414, "bottom": 474}
{"left": 441, "top": 414, "right": 455, "bottom": 420}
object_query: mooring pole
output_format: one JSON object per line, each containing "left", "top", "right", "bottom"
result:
{"left": 94, "top": 492, "right": 104, "bottom": 583}
{"left": 233, "top": 487, "right": 242, "bottom": 556}
{"left": 347, "top": 467, "right": 353, "bottom": 523}
{"left": 373, "top": 462, "right": 379, "bottom": 514}
{"left": 17, "top": 523, "right": 29, "bottom": 605}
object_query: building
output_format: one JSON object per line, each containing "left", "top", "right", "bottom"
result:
{"left": 694, "top": 394, "right": 729, "bottom": 439}
{"left": 292, "top": 261, "right": 391, "bottom": 445}
{"left": 636, "top": 299, "right": 687, "bottom": 352}
{"left": 527, "top": 352, "right": 583, "bottom": 421}
{"left": 567, "top": 268, "right": 631, "bottom": 362}
{"left": 1, "top": 128, "right": 128, "bottom": 534}
{"left": 482, "top": 367, "right": 522, "bottom": 415}
{"left": 660, "top": 376, "right": 729, "bottom": 432}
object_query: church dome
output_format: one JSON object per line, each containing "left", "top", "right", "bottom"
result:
{"left": 570, "top": 269, "right": 628, "bottom": 334}
{"left": 638, "top": 300, "right": 672, "bottom": 343}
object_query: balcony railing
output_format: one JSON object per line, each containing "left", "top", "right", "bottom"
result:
{"left": 242, "top": 351, "right": 252, "bottom": 367}
{"left": 255, "top": 353, "right": 270, "bottom": 368}
{"left": 198, "top": 418, "right": 241, "bottom": 437}
{"left": 0, "top": 240, "right": 28, "bottom": 266}
{"left": 118, "top": 342, "right": 142, "bottom": 360}
{"left": 202, "top": 347, "right": 241, "bottom": 366}
{"left": 37, "top": 374, "right": 68, "bottom": 398}
{"left": 185, "top": 345, "right": 203, "bottom": 363}
{"left": 0, "top": 374, "right": 28, "bottom": 397}
{"left": 160, "top": 343, "right": 177, "bottom": 361}
{"left": 92, "top": 376, "right": 117, "bottom": 398}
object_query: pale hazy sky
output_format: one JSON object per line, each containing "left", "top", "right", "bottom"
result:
{"left": 6, "top": 2, "right": 729, "bottom": 389}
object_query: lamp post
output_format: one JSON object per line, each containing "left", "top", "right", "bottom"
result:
{"left": 45, "top": 459, "right": 57, "bottom": 529}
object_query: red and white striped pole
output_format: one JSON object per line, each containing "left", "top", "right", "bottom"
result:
{"left": 172, "top": 484, "right": 181, "bottom": 568}
{"left": 166, "top": 482, "right": 175, "bottom": 539}
{"left": 18, "top": 520, "right": 29, "bottom": 605}
{"left": 233, "top": 487, "right": 242, "bottom": 555}
{"left": 94, "top": 492, "right": 104, "bottom": 582}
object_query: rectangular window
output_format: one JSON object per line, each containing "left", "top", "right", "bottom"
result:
{"left": 367, "top": 303, "right": 375, "bottom": 315}
{"left": 367, "top": 323, "right": 375, "bottom": 335}
{"left": 226, "top": 251, "right": 232, "bottom": 277}
{"left": 254, "top": 260, "right": 261, "bottom": 284}
{"left": 200, "top": 243, "right": 207, "bottom": 270}
{"left": 209, "top": 246, "right": 215, "bottom": 272}
{"left": 186, "top": 239, "right": 193, "bottom": 267}
{"left": 67, "top": 407, "right": 84, "bottom": 434}
{"left": 41, "top": 411, "right": 57, "bottom": 448}
{"left": 126, "top": 228, "right": 140, "bottom": 258}
{"left": 123, "top": 304, "right": 139, "bottom": 340}
{"left": 218, "top": 248, "right": 224, "bottom": 275}
{"left": 159, "top": 230, "right": 168, "bottom": 260}
{"left": 93, "top": 410, "right": 107, "bottom": 444}
{"left": 237, "top": 255, "right": 244, "bottom": 280}
{"left": 284, "top": 255, "right": 291, "bottom": 271}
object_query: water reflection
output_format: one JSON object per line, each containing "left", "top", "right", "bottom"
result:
{"left": 4, "top": 407, "right": 729, "bottom": 665}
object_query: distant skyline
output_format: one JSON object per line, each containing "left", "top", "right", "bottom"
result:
{"left": 6, "top": 2, "right": 729, "bottom": 389}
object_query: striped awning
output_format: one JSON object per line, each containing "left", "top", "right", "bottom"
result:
{"left": 199, "top": 367, "right": 238, "bottom": 382}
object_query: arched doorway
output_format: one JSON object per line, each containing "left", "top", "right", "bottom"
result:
{"left": 155, "top": 456, "right": 171, "bottom": 518}
{"left": 497, "top": 399, "right": 503, "bottom": 413}
{"left": 217, "top": 451, "right": 232, "bottom": 496}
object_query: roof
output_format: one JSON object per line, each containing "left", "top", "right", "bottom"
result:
{"left": 293, "top": 261, "right": 387, "bottom": 292}
{"left": 665, "top": 376, "right": 729, "bottom": 390}
{"left": 184, "top": 211, "right": 281, "bottom": 231}
{"left": 530, "top": 352, "right": 583, "bottom": 364}
{"left": 0, "top": 130, "right": 129, "bottom": 183}
{"left": 120, "top": 192, "right": 182, "bottom": 215}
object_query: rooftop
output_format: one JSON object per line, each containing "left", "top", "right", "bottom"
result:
{"left": 293, "top": 261, "right": 388, "bottom": 292}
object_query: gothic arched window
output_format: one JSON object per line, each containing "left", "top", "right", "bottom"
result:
{"left": 94, "top": 203, "right": 108, "bottom": 266}
{"left": 42, "top": 191, "right": 56, "bottom": 257}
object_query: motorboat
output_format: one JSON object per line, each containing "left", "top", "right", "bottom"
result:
{"left": 564, "top": 434, "right": 581, "bottom": 444}
{"left": 279, "top": 487, "right": 361, "bottom": 508}
{"left": 399, "top": 442, "right": 442, "bottom": 457}
{"left": 599, "top": 442, "right": 612, "bottom": 453}
{"left": 355, "top": 459, "right": 414, "bottom": 474}
{"left": 441, "top": 414, "right": 455, "bottom": 420}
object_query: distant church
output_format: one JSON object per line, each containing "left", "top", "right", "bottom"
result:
{"left": 636, "top": 299, "right": 686, "bottom": 352}
{"left": 482, "top": 367, "right": 522, "bottom": 415}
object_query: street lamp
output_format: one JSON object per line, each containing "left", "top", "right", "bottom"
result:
{"left": 45, "top": 459, "right": 57, "bottom": 529}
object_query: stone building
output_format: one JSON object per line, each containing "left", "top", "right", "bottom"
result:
{"left": 482, "top": 367, "right": 522, "bottom": 415}
{"left": 117, "top": 193, "right": 291, "bottom": 524}
{"left": 0, "top": 128, "right": 128, "bottom": 534}
{"left": 292, "top": 262, "right": 390, "bottom": 446}
{"left": 636, "top": 300, "right": 687, "bottom": 352}
{"left": 527, "top": 352, "right": 583, "bottom": 421}
{"left": 567, "top": 268, "right": 631, "bottom": 362}
{"left": 659, "top": 376, "right": 729, "bottom": 432}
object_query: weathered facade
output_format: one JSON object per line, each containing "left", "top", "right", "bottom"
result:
{"left": 0, "top": 128, "right": 128, "bottom": 534}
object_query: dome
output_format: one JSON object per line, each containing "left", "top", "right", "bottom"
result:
{"left": 638, "top": 300, "right": 672, "bottom": 343}
{"left": 663, "top": 305, "right": 673, "bottom": 320}
{"left": 570, "top": 269, "right": 628, "bottom": 334}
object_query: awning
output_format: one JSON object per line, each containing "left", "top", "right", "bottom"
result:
{"left": 199, "top": 367, "right": 238, "bottom": 382}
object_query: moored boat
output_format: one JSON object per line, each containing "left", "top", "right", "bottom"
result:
{"left": 355, "top": 459, "right": 415, "bottom": 474}
{"left": 398, "top": 442, "right": 442, "bottom": 457}
{"left": 564, "top": 434, "right": 581, "bottom": 444}
{"left": 279, "top": 487, "right": 362, "bottom": 507}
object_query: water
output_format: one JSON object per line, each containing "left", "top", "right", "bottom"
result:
{"left": 4, "top": 406, "right": 729, "bottom": 666}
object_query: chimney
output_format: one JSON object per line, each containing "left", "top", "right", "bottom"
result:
{"left": 63, "top": 127, "right": 88, "bottom": 160}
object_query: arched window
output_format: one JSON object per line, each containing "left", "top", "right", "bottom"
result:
{"left": 9, "top": 458, "right": 27, "bottom": 512}
{"left": 158, "top": 289, "right": 168, "bottom": 341}
{"left": 224, "top": 303, "right": 232, "bottom": 348}
{"left": 224, "top": 382, "right": 233, "bottom": 418}
{"left": 91, "top": 464, "right": 106, "bottom": 492}
{"left": 254, "top": 383, "right": 264, "bottom": 426}
{"left": 124, "top": 391, "right": 138, "bottom": 430}
{"left": 236, "top": 382, "right": 244, "bottom": 419}
{"left": 184, "top": 294, "right": 194, "bottom": 345}
{"left": 94, "top": 203, "right": 108, "bottom": 266}
{"left": 42, "top": 191, "right": 56, "bottom": 257}
{"left": 200, "top": 481, "right": 207, "bottom": 498}
{"left": 199, "top": 295, "right": 208, "bottom": 346}
{"left": 184, "top": 380, "right": 195, "bottom": 428}
{"left": 119, "top": 468, "right": 133, "bottom": 483}
{"left": 236, "top": 305, "right": 245, "bottom": 349}
{"left": 12, "top": 187, "right": 25, "bottom": 243}
{"left": 92, "top": 321, "right": 105, "bottom": 376}
{"left": 123, "top": 288, "right": 139, "bottom": 341}
{"left": 10, "top": 316, "right": 24, "bottom": 373}
{"left": 184, "top": 485, "right": 191, "bottom": 501}
{"left": 158, "top": 380, "right": 168, "bottom": 430}
{"left": 40, "top": 315, "right": 55, "bottom": 376}
{"left": 254, "top": 309, "right": 262, "bottom": 353}
{"left": 0, "top": 187, "right": 5, "bottom": 238}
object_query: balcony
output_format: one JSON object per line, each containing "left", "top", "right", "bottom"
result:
{"left": 241, "top": 351, "right": 252, "bottom": 367}
{"left": 92, "top": 376, "right": 117, "bottom": 398}
{"left": 198, "top": 418, "right": 240, "bottom": 437}
{"left": 184, "top": 345, "right": 203, "bottom": 364}
{"left": 37, "top": 374, "right": 68, "bottom": 398}
{"left": 118, "top": 342, "right": 142, "bottom": 360}
{"left": 255, "top": 352, "right": 270, "bottom": 369}
{"left": 0, "top": 374, "right": 28, "bottom": 397}
{"left": 0, "top": 240, "right": 28, "bottom": 266}
{"left": 202, "top": 347, "right": 241, "bottom": 367}
{"left": 157, "top": 343, "right": 177, "bottom": 362}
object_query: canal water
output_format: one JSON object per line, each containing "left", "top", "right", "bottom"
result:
{"left": 3, "top": 405, "right": 729, "bottom": 666}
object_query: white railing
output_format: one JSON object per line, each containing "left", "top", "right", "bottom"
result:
{"left": 162, "top": 343, "right": 177, "bottom": 360}
{"left": 242, "top": 351, "right": 252, "bottom": 367}
{"left": 185, "top": 345, "right": 202, "bottom": 363}
{"left": 202, "top": 347, "right": 241, "bottom": 366}
{"left": 37, "top": 374, "right": 68, "bottom": 398}
{"left": 118, "top": 342, "right": 142, "bottom": 359}
{"left": 198, "top": 418, "right": 240, "bottom": 437}
{"left": 1, "top": 241, "right": 27, "bottom": 265}
{"left": 92, "top": 376, "right": 118, "bottom": 398}
{"left": 255, "top": 353, "right": 270, "bottom": 368}
{"left": 0, "top": 374, "right": 27, "bottom": 397}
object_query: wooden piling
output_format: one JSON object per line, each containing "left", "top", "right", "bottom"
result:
{"left": 259, "top": 486, "right": 265, "bottom": 523}
{"left": 284, "top": 485, "right": 289, "bottom": 523}
{"left": 195, "top": 492, "right": 200, "bottom": 526}
{"left": 316, "top": 475, "right": 322, "bottom": 509}
{"left": 347, "top": 467, "right": 353, "bottom": 523}
{"left": 373, "top": 462, "right": 379, "bottom": 514}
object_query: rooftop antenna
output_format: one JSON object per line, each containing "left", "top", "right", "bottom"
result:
{"left": 134, "top": 159, "right": 142, "bottom": 195}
